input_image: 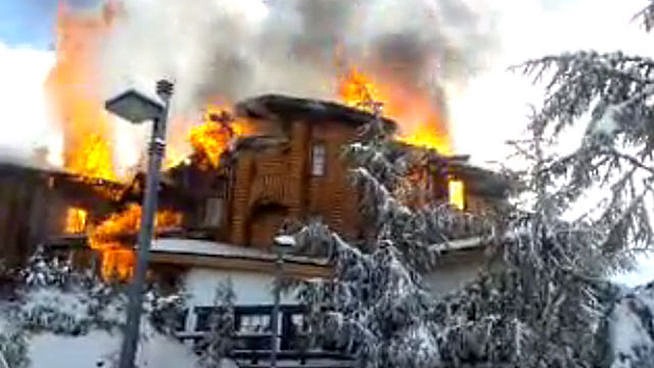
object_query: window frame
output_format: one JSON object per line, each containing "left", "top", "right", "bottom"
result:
{"left": 310, "top": 142, "right": 327, "bottom": 177}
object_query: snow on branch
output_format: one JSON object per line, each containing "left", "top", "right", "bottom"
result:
{"left": 634, "top": 0, "right": 654, "bottom": 31}
{"left": 514, "top": 51, "right": 654, "bottom": 140}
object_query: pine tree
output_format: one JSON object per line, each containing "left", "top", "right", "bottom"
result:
{"left": 197, "top": 279, "right": 237, "bottom": 368}
{"left": 433, "top": 126, "right": 621, "bottom": 367}
{"left": 432, "top": 3, "right": 654, "bottom": 367}
{"left": 288, "top": 100, "right": 490, "bottom": 368}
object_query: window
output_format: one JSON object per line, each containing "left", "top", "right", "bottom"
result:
{"left": 64, "top": 207, "right": 88, "bottom": 234}
{"left": 311, "top": 143, "right": 326, "bottom": 176}
{"left": 448, "top": 179, "right": 465, "bottom": 210}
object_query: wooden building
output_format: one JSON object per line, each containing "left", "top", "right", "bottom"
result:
{"left": 169, "top": 94, "right": 509, "bottom": 251}
{"left": 0, "top": 158, "right": 124, "bottom": 267}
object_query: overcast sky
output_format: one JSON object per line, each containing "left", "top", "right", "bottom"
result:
{"left": 0, "top": 0, "right": 653, "bottom": 285}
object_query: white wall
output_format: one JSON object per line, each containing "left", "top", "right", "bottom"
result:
{"left": 424, "top": 251, "right": 486, "bottom": 296}
{"left": 183, "top": 267, "right": 298, "bottom": 307}
{"left": 182, "top": 253, "right": 485, "bottom": 308}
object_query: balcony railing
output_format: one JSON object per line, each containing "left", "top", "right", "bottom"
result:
{"left": 175, "top": 304, "right": 353, "bottom": 367}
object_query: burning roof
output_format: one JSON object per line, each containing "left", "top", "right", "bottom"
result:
{"left": 235, "top": 94, "right": 397, "bottom": 130}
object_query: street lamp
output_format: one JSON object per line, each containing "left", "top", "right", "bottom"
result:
{"left": 270, "top": 235, "right": 296, "bottom": 368}
{"left": 105, "top": 80, "right": 174, "bottom": 368}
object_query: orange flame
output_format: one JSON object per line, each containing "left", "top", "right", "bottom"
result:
{"left": 188, "top": 105, "right": 252, "bottom": 169}
{"left": 45, "top": 1, "right": 118, "bottom": 181}
{"left": 338, "top": 68, "right": 451, "bottom": 154}
{"left": 88, "top": 204, "right": 182, "bottom": 280}
{"left": 64, "top": 207, "right": 88, "bottom": 234}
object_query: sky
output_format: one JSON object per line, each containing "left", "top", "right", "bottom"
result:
{"left": 0, "top": 0, "right": 653, "bottom": 286}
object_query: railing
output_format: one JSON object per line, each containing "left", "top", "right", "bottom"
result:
{"left": 175, "top": 304, "right": 353, "bottom": 366}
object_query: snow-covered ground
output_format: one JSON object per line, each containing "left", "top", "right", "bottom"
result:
{"left": 0, "top": 309, "right": 198, "bottom": 368}
{"left": 28, "top": 329, "right": 196, "bottom": 368}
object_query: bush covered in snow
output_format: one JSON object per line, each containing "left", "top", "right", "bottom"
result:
{"left": 0, "top": 321, "right": 29, "bottom": 368}
{"left": 0, "top": 246, "right": 188, "bottom": 368}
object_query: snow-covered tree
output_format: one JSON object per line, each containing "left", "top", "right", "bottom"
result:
{"left": 197, "top": 279, "right": 236, "bottom": 368}
{"left": 287, "top": 101, "right": 491, "bottom": 368}
{"left": 0, "top": 323, "right": 28, "bottom": 368}
{"left": 431, "top": 3, "right": 654, "bottom": 367}
{"left": 433, "top": 127, "right": 622, "bottom": 367}
{"left": 10, "top": 246, "right": 122, "bottom": 336}
{"left": 11, "top": 247, "right": 186, "bottom": 335}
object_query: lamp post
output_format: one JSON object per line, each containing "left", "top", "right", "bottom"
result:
{"left": 270, "top": 235, "right": 296, "bottom": 368}
{"left": 105, "top": 80, "right": 174, "bottom": 368}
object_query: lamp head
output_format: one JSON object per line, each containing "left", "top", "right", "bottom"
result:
{"left": 105, "top": 89, "right": 164, "bottom": 124}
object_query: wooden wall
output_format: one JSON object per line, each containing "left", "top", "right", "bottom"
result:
{"left": 0, "top": 165, "right": 52, "bottom": 267}
{"left": 0, "top": 164, "right": 124, "bottom": 268}
{"left": 222, "top": 117, "right": 507, "bottom": 250}
{"left": 307, "top": 121, "right": 361, "bottom": 239}
{"left": 226, "top": 118, "right": 364, "bottom": 249}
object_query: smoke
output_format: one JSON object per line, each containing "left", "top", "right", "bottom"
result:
{"left": 101, "top": 0, "right": 499, "bottom": 118}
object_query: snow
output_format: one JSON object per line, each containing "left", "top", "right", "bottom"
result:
{"left": 274, "top": 235, "right": 296, "bottom": 247}
{"left": 1, "top": 301, "right": 198, "bottom": 368}
{"left": 0, "top": 354, "right": 8, "bottom": 368}
{"left": 152, "top": 238, "right": 268, "bottom": 259}
{"left": 612, "top": 252, "right": 654, "bottom": 287}
{"left": 27, "top": 327, "right": 198, "bottom": 368}
{"left": 429, "top": 236, "right": 486, "bottom": 252}
{"left": 151, "top": 238, "right": 327, "bottom": 266}
{"left": 607, "top": 283, "right": 654, "bottom": 367}
{"left": 590, "top": 105, "right": 620, "bottom": 139}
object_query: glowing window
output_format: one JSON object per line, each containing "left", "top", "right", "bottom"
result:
{"left": 311, "top": 143, "right": 326, "bottom": 176}
{"left": 65, "top": 207, "right": 88, "bottom": 234}
{"left": 448, "top": 180, "right": 465, "bottom": 210}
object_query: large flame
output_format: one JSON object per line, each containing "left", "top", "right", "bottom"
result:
{"left": 188, "top": 105, "right": 252, "bottom": 169}
{"left": 45, "top": 2, "right": 118, "bottom": 181}
{"left": 338, "top": 68, "right": 452, "bottom": 154}
{"left": 338, "top": 67, "right": 466, "bottom": 208}
{"left": 88, "top": 204, "right": 182, "bottom": 280}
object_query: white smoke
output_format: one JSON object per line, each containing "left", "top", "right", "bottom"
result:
{"left": 97, "top": 0, "right": 499, "bottom": 164}
{"left": 101, "top": 0, "right": 498, "bottom": 115}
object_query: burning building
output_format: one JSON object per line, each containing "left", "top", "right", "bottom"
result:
{"left": 0, "top": 155, "right": 122, "bottom": 268}
{"left": 0, "top": 1, "right": 511, "bottom": 363}
{"left": 162, "top": 94, "right": 507, "bottom": 250}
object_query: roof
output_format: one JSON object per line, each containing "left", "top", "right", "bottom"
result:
{"left": 393, "top": 142, "right": 512, "bottom": 198}
{"left": 0, "top": 153, "right": 67, "bottom": 175}
{"left": 449, "top": 162, "right": 512, "bottom": 199}
{"left": 234, "top": 94, "right": 397, "bottom": 131}
{"left": 151, "top": 238, "right": 329, "bottom": 267}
